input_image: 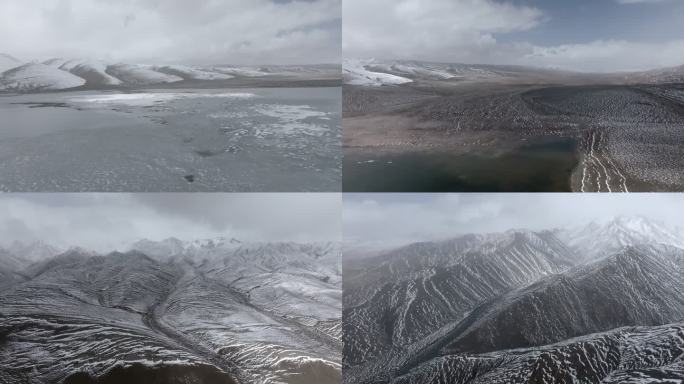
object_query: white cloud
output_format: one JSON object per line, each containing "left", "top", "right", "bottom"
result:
{"left": 521, "top": 39, "right": 684, "bottom": 72}
{"left": 0, "top": 0, "right": 341, "bottom": 65}
{"left": 342, "top": 0, "right": 684, "bottom": 72}
{"left": 343, "top": 0, "right": 544, "bottom": 62}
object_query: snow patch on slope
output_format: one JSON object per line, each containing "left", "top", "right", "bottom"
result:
{"left": 155, "top": 65, "right": 234, "bottom": 80}
{"left": 343, "top": 59, "right": 413, "bottom": 86}
{"left": 0, "top": 63, "right": 86, "bottom": 91}
{"left": 63, "top": 59, "right": 123, "bottom": 85}
{"left": 211, "top": 66, "right": 272, "bottom": 77}
{"left": 106, "top": 64, "right": 183, "bottom": 85}
{"left": 373, "top": 62, "right": 456, "bottom": 80}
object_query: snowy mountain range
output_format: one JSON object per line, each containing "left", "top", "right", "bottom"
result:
{"left": 0, "top": 238, "right": 341, "bottom": 384}
{"left": 343, "top": 58, "right": 684, "bottom": 86}
{"left": 343, "top": 217, "right": 684, "bottom": 384}
{"left": 0, "top": 53, "right": 340, "bottom": 92}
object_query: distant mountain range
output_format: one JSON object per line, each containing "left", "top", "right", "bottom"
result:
{"left": 0, "top": 238, "right": 341, "bottom": 384}
{"left": 343, "top": 58, "right": 684, "bottom": 86}
{"left": 343, "top": 217, "right": 684, "bottom": 383}
{"left": 0, "top": 53, "right": 340, "bottom": 92}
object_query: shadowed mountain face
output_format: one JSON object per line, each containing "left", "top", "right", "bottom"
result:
{"left": 0, "top": 240, "right": 341, "bottom": 384}
{"left": 62, "top": 364, "right": 236, "bottom": 384}
{"left": 343, "top": 217, "right": 684, "bottom": 384}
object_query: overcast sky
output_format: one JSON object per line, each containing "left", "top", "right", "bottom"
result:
{"left": 343, "top": 0, "right": 684, "bottom": 72}
{"left": 0, "top": 194, "right": 341, "bottom": 252}
{"left": 0, "top": 0, "right": 340, "bottom": 65}
{"left": 344, "top": 193, "right": 684, "bottom": 249}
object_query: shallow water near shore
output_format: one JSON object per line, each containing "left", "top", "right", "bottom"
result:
{"left": 343, "top": 136, "right": 578, "bottom": 192}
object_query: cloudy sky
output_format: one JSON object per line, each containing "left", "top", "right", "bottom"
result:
{"left": 343, "top": 0, "right": 684, "bottom": 72}
{"left": 0, "top": 194, "right": 340, "bottom": 252}
{"left": 344, "top": 193, "right": 684, "bottom": 249}
{"left": 0, "top": 0, "right": 340, "bottom": 65}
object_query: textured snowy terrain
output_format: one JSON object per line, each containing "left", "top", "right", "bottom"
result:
{"left": 393, "top": 322, "right": 684, "bottom": 384}
{"left": 43, "top": 59, "right": 123, "bottom": 86}
{"left": 344, "top": 217, "right": 684, "bottom": 384}
{"left": 0, "top": 239, "right": 341, "bottom": 384}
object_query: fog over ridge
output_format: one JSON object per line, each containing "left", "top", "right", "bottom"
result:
{"left": 344, "top": 194, "right": 684, "bottom": 248}
{"left": 0, "top": 193, "right": 341, "bottom": 253}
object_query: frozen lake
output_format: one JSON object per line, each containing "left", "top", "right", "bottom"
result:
{"left": 0, "top": 87, "right": 341, "bottom": 191}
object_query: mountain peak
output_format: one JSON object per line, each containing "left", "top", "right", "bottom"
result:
{"left": 559, "top": 216, "right": 683, "bottom": 261}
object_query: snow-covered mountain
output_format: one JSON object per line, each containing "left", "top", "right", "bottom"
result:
{"left": 0, "top": 52, "right": 341, "bottom": 92}
{"left": 0, "top": 239, "right": 341, "bottom": 384}
{"left": 393, "top": 322, "right": 684, "bottom": 384}
{"left": 342, "top": 59, "right": 558, "bottom": 86}
{"left": 50, "top": 58, "right": 123, "bottom": 85}
{"left": 0, "top": 63, "right": 86, "bottom": 91}
{"left": 154, "top": 65, "right": 234, "bottom": 81}
{"left": 441, "top": 244, "right": 684, "bottom": 354}
{"left": 344, "top": 217, "right": 684, "bottom": 384}
{"left": 557, "top": 216, "right": 684, "bottom": 260}
{"left": 343, "top": 59, "right": 413, "bottom": 86}
{"left": 104, "top": 63, "right": 184, "bottom": 85}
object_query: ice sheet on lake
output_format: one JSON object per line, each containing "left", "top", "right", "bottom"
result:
{"left": 252, "top": 104, "right": 332, "bottom": 137}
{"left": 70, "top": 92, "right": 257, "bottom": 106}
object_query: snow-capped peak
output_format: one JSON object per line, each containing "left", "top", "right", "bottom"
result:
{"left": 558, "top": 216, "right": 684, "bottom": 260}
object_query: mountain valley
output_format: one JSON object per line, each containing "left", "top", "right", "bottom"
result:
{"left": 0, "top": 239, "right": 341, "bottom": 384}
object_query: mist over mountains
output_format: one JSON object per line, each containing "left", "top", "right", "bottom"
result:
{"left": 343, "top": 216, "right": 684, "bottom": 384}
{"left": 0, "top": 237, "right": 341, "bottom": 384}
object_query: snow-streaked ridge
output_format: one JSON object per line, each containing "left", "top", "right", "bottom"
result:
{"left": 344, "top": 216, "right": 684, "bottom": 384}
{"left": 0, "top": 239, "right": 341, "bottom": 384}
{"left": 343, "top": 59, "right": 413, "bottom": 86}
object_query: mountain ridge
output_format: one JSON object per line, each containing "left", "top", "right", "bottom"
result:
{"left": 0, "top": 239, "right": 342, "bottom": 384}
{"left": 343, "top": 58, "right": 684, "bottom": 86}
{"left": 0, "top": 52, "right": 341, "bottom": 92}
{"left": 344, "top": 216, "right": 684, "bottom": 384}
